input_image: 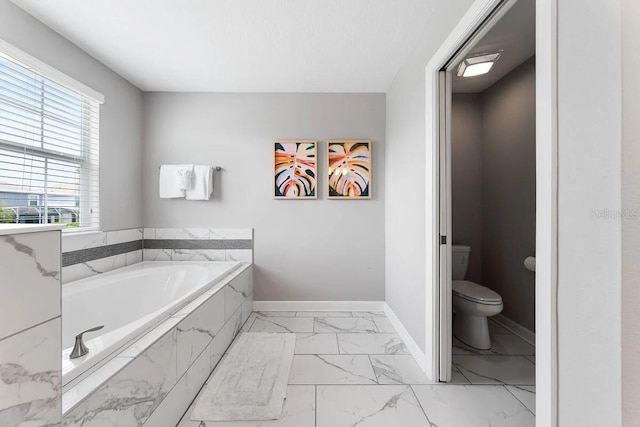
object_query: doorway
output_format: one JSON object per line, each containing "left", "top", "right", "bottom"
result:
{"left": 426, "top": 0, "right": 558, "bottom": 424}
{"left": 435, "top": 0, "right": 537, "bottom": 385}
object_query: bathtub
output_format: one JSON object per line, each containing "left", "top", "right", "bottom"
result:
{"left": 62, "top": 261, "right": 240, "bottom": 385}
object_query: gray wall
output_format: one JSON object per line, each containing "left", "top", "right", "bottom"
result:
{"left": 451, "top": 93, "right": 483, "bottom": 284}
{"left": 481, "top": 57, "right": 536, "bottom": 331}
{"left": 451, "top": 58, "right": 536, "bottom": 332}
{"left": 622, "top": 0, "right": 640, "bottom": 423}
{"left": 386, "top": 0, "right": 475, "bottom": 353}
{"left": 0, "top": 0, "right": 143, "bottom": 231}
{"left": 142, "top": 93, "right": 385, "bottom": 302}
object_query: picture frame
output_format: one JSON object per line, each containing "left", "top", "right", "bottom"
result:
{"left": 273, "top": 140, "right": 318, "bottom": 199}
{"left": 326, "top": 140, "right": 372, "bottom": 199}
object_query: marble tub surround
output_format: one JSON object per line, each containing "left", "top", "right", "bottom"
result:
{"left": 62, "top": 264, "right": 253, "bottom": 427}
{"left": 143, "top": 227, "right": 253, "bottom": 263}
{"left": 0, "top": 228, "right": 62, "bottom": 426}
{"left": 181, "top": 310, "right": 535, "bottom": 426}
{"left": 0, "top": 230, "right": 61, "bottom": 339}
{"left": 61, "top": 227, "right": 253, "bottom": 283}
{"left": 61, "top": 228, "right": 143, "bottom": 283}
{"left": 0, "top": 318, "right": 62, "bottom": 427}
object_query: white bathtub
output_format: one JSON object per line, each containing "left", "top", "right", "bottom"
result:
{"left": 62, "top": 261, "right": 240, "bottom": 385}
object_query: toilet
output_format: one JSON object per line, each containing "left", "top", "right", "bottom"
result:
{"left": 452, "top": 245, "right": 503, "bottom": 350}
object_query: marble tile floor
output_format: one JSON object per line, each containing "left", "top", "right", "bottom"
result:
{"left": 179, "top": 312, "right": 535, "bottom": 427}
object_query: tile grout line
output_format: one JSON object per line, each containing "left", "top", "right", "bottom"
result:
{"left": 503, "top": 384, "right": 536, "bottom": 416}
{"left": 409, "top": 384, "right": 434, "bottom": 425}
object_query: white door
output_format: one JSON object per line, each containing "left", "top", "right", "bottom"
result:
{"left": 437, "top": 69, "right": 453, "bottom": 382}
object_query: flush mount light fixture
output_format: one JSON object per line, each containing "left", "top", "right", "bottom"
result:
{"left": 457, "top": 52, "right": 502, "bottom": 77}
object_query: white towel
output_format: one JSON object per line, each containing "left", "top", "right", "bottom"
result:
{"left": 185, "top": 165, "right": 213, "bottom": 200}
{"left": 177, "top": 168, "right": 193, "bottom": 191}
{"left": 159, "top": 164, "right": 193, "bottom": 198}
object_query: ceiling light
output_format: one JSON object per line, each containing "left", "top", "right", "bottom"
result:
{"left": 457, "top": 52, "right": 501, "bottom": 77}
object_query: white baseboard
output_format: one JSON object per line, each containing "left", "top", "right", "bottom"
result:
{"left": 252, "top": 301, "right": 385, "bottom": 312}
{"left": 492, "top": 314, "right": 536, "bottom": 346}
{"left": 384, "top": 303, "right": 433, "bottom": 381}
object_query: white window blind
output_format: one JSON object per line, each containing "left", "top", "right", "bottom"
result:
{"left": 0, "top": 52, "right": 101, "bottom": 231}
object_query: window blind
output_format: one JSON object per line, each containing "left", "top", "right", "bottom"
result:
{"left": 0, "top": 53, "right": 101, "bottom": 231}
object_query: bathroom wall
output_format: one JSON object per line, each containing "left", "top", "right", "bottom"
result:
{"left": 481, "top": 57, "right": 536, "bottom": 332}
{"left": 451, "top": 58, "right": 536, "bottom": 332}
{"left": 385, "top": 0, "right": 475, "bottom": 357}
{"left": 621, "top": 0, "right": 640, "bottom": 423}
{"left": 557, "top": 0, "right": 622, "bottom": 424}
{"left": 141, "top": 93, "right": 385, "bottom": 302}
{"left": 0, "top": 0, "right": 143, "bottom": 231}
{"left": 451, "top": 93, "right": 483, "bottom": 284}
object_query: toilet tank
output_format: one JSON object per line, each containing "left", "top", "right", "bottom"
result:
{"left": 451, "top": 245, "right": 471, "bottom": 280}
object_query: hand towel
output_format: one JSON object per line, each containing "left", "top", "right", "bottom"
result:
{"left": 185, "top": 165, "right": 213, "bottom": 200}
{"left": 159, "top": 164, "right": 193, "bottom": 198}
{"left": 177, "top": 168, "right": 193, "bottom": 191}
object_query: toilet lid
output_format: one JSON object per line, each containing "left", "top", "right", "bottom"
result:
{"left": 452, "top": 280, "right": 502, "bottom": 305}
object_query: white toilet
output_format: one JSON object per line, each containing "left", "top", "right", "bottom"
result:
{"left": 452, "top": 245, "right": 503, "bottom": 350}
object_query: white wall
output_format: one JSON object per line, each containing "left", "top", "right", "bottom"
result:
{"left": 0, "top": 0, "right": 143, "bottom": 231}
{"left": 142, "top": 93, "right": 385, "bottom": 302}
{"left": 557, "top": 0, "right": 621, "bottom": 424}
{"left": 386, "top": 0, "right": 475, "bottom": 355}
{"left": 621, "top": 0, "right": 640, "bottom": 424}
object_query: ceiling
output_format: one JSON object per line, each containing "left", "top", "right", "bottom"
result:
{"left": 452, "top": 0, "right": 535, "bottom": 93}
{"left": 11, "top": 0, "right": 437, "bottom": 92}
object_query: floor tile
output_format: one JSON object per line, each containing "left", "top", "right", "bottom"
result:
{"left": 294, "top": 333, "right": 339, "bottom": 354}
{"left": 249, "top": 317, "right": 314, "bottom": 333}
{"left": 288, "top": 355, "right": 377, "bottom": 384}
{"left": 370, "top": 355, "right": 430, "bottom": 384}
{"left": 412, "top": 385, "right": 535, "bottom": 427}
{"left": 453, "top": 334, "right": 535, "bottom": 356}
{"left": 506, "top": 385, "right": 536, "bottom": 414}
{"left": 295, "top": 311, "right": 352, "bottom": 317}
{"left": 372, "top": 317, "right": 397, "bottom": 333}
{"left": 488, "top": 319, "right": 513, "bottom": 335}
{"left": 338, "top": 334, "right": 409, "bottom": 355}
{"left": 253, "top": 311, "right": 297, "bottom": 317}
{"left": 315, "top": 317, "right": 379, "bottom": 333}
{"left": 317, "top": 385, "right": 430, "bottom": 427}
{"left": 178, "top": 385, "right": 315, "bottom": 426}
{"left": 240, "top": 314, "right": 257, "bottom": 332}
{"left": 450, "top": 363, "right": 471, "bottom": 384}
{"left": 453, "top": 355, "right": 536, "bottom": 385}
{"left": 351, "top": 311, "right": 386, "bottom": 317}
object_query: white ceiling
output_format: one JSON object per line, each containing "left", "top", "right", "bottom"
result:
{"left": 11, "top": 0, "right": 437, "bottom": 92}
{"left": 452, "top": 0, "right": 535, "bottom": 93}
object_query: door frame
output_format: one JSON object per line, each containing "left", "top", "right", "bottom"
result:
{"left": 425, "top": 0, "right": 558, "bottom": 425}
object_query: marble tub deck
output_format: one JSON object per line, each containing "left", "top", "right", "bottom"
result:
{"left": 180, "top": 311, "right": 536, "bottom": 427}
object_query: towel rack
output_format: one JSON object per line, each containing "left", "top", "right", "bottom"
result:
{"left": 159, "top": 165, "right": 222, "bottom": 171}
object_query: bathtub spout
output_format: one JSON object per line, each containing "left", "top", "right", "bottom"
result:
{"left": 70, "top": 325, "right": 104, "bottom": 359}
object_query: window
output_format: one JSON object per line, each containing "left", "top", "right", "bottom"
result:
{"left": 0, "top": 48, "right": 102, "bottom": 231}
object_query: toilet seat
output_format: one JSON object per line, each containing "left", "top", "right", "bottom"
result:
{"left": 452, "top": 280, "right": 502, "bottom": 305}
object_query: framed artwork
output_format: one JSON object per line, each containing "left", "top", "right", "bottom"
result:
{"left": 326, "top": 140, "right": 372, "bottom": 199}
{"left": 274, "top": 140, "right": 317, "bottom": 199}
